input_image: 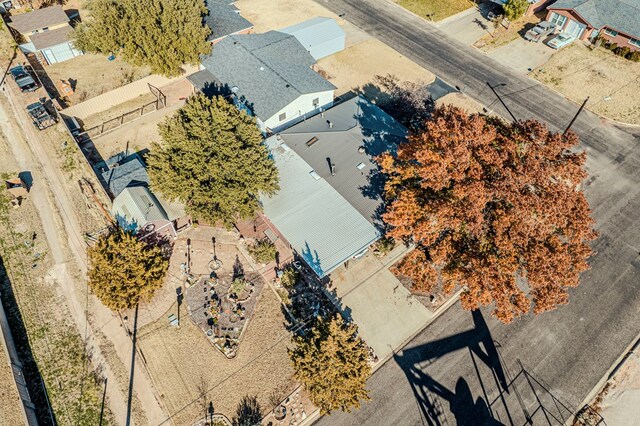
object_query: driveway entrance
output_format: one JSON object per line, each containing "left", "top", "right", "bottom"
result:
{"left": 328, "top": 247, "right": 433, "bottom": 361}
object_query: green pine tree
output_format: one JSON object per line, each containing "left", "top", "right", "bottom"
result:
{"left": 146, "top": 94, "right": 279, "bottom": 227}
{"left": 73, "top": 0, "right": 211, "bottom": 76}
{"left": 88, "top": 227, "right": 168, "bottom": 311}
{"left": 289, "top": 315, "right": 371, "bottom": 414}
{"left": 503, "top": 0, "right": 529, "bottom": 21}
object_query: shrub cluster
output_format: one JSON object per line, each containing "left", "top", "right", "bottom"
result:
{"left": 600, "top": 37, "right": 640, "bottom": 62}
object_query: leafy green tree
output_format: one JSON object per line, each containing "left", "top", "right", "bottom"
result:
{"left": 289, "top": 315, "right": 371, "bottom": 414}
{"left": 248, "top": 239, "right": 277, "bottom": 264}
{"left": 147, "top": 94, "right": 279, "bottom": 227}
{"left": 88, "top": 227, "right": 168, "bottom": 310}
{"left": 503, "top": 0, "right": 529, "bottom": 21}
{"left": 73, "top": 0, "right": 210, "bottom": 76}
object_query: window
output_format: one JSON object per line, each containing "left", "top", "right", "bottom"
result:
{"left": 604, "top": 28, "right": 619, "bottom": 37}
{"left": 629, "top": 38, "right": 640, "bottom": 47}
{"left": 549, "top": 12, "right": 567, "bottom": 28}
{"left": 278, "top": 112, "right": 286, "bottom": 122}
{"left": 312, "top": 97, "right": 319, "bottom": 107}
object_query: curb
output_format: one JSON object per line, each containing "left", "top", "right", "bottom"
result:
{"left": 576, "top": 332, "right": 640, "bottom": 413}
{"left": 298, "top": 290, "right": 462, "bottom": 426}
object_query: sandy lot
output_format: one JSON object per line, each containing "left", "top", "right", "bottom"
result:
{"left": 531, "top": 43, "right": 640, "bottom": 125}
{"left": 436, "top": 92, "right": 485, "bottom": 114}
{"left": 395, "top": 0, "right": 474, "bottom": 22}
{"left": 237, "top": 0, "right": 346, "bottom": 32}
{"left": 317, "top": 39, "right": 435, "bottom": 96}
{"left": 475, "top": 14, "right": 543, "bottom": 52}
{"left": 137, "top": 287, "right": 295, "bottom": 424}
{"left": 46, "top": 53, "right": 151, "bottom": 105}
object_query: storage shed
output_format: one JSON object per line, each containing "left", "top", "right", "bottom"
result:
{"left": 279, "top": 17, "right": 345, "bottom": 60}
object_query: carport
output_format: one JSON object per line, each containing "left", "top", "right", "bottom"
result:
{"left": 279, "top": 17, "right": 345, "bottom": 60}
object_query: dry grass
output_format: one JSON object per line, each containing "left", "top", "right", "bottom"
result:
{"left": 45, "top": 54, "right": 151, "bottom": 105}
{"left": 395, "top": 0, "right": 474, "bottom": 22}
{"left": 317, "top": 39, "right": 435, "bottom": 96}
{"left": 0, "top": 342, "right": 24, "bottom": 426}
{"left": 0, "top": 24, "right": 16, "bottom": 73}
{"left": 436, "top": 92, "right": 485, "bottom": 114}
{"left": 137, "top": 287, "right": 295, "bottom": 424}
{"left": 475, "top": 14, "right": 542, "bottom": 52}
{"left": 532, "top": 43, "right": 640, "bottom": 125}
{"left": 236, "top": 0, "right": 345, "bottom": 32}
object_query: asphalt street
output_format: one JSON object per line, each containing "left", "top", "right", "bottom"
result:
{"left": 313, "top": 0, "right": 640, "bottom": 424}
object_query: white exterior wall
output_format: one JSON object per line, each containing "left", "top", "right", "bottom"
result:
{"left": 263, "top": 90, "right": 334, "bottom": 133}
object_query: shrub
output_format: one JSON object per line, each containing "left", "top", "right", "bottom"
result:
{"left": 627, "top": 51, "right": 640, "bottom": 62}
{"left": 248, "top": 239, "right": 277, "bottom": 264}
{"left": 613, "top": 46, "right": 631, "bottom": 57}
{"left": 280, "top": 266, "right": 299, "bottom": 289}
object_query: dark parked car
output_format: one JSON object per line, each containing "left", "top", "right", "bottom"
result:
{"left": 9, "top": 65, "right": 38, "bottom": 92}
{"left": 524, "top": 21, "right": 557, "bottom": 43}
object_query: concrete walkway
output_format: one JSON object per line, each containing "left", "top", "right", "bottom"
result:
{"left": 329, "top": 247, "right": 432, "bottom": 360}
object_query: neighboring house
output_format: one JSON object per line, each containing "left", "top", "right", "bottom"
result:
{"left": 546, "top": 0, "right": 640, "bottom": 51}
{"left": 279, "top": 17, "right": 345, "bottom": 60}
{"left": 204, "top": 0, "right": 253, "bottom": 44}
{"left": 100, "top": 153, "right": 188, "bottom": 239}
{"left": 260, "top": 96, "right": 407, "bottom": 278}
{"left": 196, "top": 31, "right": 336, "bottom": 133}
{"left": 9, "top": 5, "right": 83, "bottom": 64}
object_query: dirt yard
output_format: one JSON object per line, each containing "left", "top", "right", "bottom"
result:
{"left": 437, "top": 92, "right": 485, "bottom": 114}
{"left": 237, "top": 0, "right": 345, "bottom": 32}
{"left": 0, "top": 340, "right": 23, "bottom": 426}
{"left": 317, "top": 39, "right": 435, "bottom": 96}
{"left": 137, "top": 287, "right": 295, "bottom": 425}
{"left": 475, "top": 13, "right": 543, "bottom": 52}
{"left": 45, "top": 53, "right": 151, "bottom": 105}
{"left": 531, "top": 43, "right": 640, "bottom": 125}
{"left": 395, "top": 0, "right": 474, "bottom": 22}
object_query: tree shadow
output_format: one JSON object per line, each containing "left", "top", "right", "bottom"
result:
{"left": 232, "top": 395, "right": 262, "bottom": 426}
{"left": 0, "top": 255, "right": 55, "bottom": 425}
{"left": 233, "top": 255, "right": 244, "bottom": 280}
{"left": 394, "top": 310, "right": 508, "bottom": 425}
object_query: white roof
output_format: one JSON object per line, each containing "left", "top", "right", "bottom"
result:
{"left": 261, "top": 138, "right": 381, "bottom": 277}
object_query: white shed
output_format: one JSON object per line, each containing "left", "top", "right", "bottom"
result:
{"left": 279, "top": 17, "right": 345, "bottom": 60}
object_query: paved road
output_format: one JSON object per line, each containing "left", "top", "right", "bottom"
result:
{"left": 313, "top": 0, "right": 640, "bottom": 424}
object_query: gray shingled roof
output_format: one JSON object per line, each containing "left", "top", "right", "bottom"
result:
{"left": 277, "top": 95, "right": 407, "bottom": 226}
{"left": 551, "top": 0, "right": 640, "bottom": 37}
{"left": 204, "top": 0, "right": 253, "bottom": 41}
{"left": 10, "top": 5, "right": 69, "bottom": 34}
{"left": 201, "top": 31, "right": 336, "bottom": 121}
{"left": 29, "top": 25, "right": 72, "bottom": 50}
{"left": 101, "top": 154, "right": 149, "bottom": 199}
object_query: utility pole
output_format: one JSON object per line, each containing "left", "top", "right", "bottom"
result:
{"left": 564, "top": 97, "right": 589, "bottom": 135}
{"left": 125, "top": 304, "right": 139, "bottom": 426}
{"left": 99, "top": 378, "right": 107, "bottom": 426}
{"left": 486, "top": 82, "right": 518, "bottom": 124}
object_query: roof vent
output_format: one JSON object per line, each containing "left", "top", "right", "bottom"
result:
{"left": 358, "top": 146, "right": 365, "bottom": 154}
{"left": 286, "top": 84, "right": 290, "bottom": 88}
{"left": 276, "top": 133, "right": 282, "bottom": 141}
{"left": 326, "top": 120, "right": 333, "bottom": 129}
{"left": 357, "top": 162, "right": 366, "bottom": 170}
{"left": 309, "top": 170, "right": 321, "bottom": 180}
{"left": 306, "top": 136, "right": 318, "bottom": 147}
{"left": 260, "top": 66, "right": 264, "bottom": 71}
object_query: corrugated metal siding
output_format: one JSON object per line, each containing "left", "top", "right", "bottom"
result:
{"left": 112, "top": 187, "right": 168, "bottom": 230}
{"left": 280, "top": 17, "right": 345, "bottom": 60}
{"left": 41, "top": 42, "right": 82, "bottom": 64}
{"left": 261, "top": 138, "right": 380, "bottom": 277}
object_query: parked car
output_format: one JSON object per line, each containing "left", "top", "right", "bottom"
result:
{"left": 9, "top": 65, "right": 38, "bottom": 92}
{"left": 26, "top": 101, "right": 56, "bottom": 130}
{"left": 547, "top": 33, "right": 577, "bottom": 50}
{"left": 524, "top": 21, "right": 556, "bottom": 43}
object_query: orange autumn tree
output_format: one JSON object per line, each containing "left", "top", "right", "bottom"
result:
{"left": 379, "top": 106, "right": 596, "bottom": 323}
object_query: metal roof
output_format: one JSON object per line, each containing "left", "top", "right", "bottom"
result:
{"left": 261, "top": 137, "right": 380, "bottom": 277}
{"left": 29, "top": 25, "right": 72, "bottom": 50}
{"left": 277, "top": 96, "right": 407, "bottom": 227}
{"left": 112, "top": 186, "right": 169, "bottom": 230}
{"left": 200, "top": 31, "right": 336, "bottom": 121}
{"left": 204, "top": 0, "right": 253, "bottom": 41}
{"left": 279, "top": 17, "right": 345, "bottom": 60}
{"left": 10, "top": 5, "right": 68, "bottom": 34}
{"left": 550, "top": 0, "right": 640, "bottom": 37}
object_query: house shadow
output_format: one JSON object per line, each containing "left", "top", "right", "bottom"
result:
{"left": 393, "top": 309, "right": 508, "bottom": 426}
